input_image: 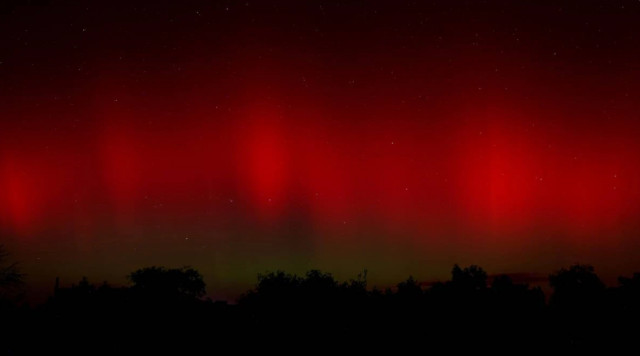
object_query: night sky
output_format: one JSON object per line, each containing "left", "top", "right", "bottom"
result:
{"left": 3, "top": 0, "right": 640, "bottom": 302}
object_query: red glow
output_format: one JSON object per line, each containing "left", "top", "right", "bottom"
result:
{"left": 2, "top": 107, "right": 640, "bottom": 237}
{"left": 1, "top": 158, "right": 35, "bottom": 229}
{"left": 3, "top": 0, "right": 640, "bottom": 300}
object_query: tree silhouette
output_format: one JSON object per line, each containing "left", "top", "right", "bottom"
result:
{"left": 0, "top": 245, "right": 25, "bottom": 356}
{"left": 301, "top": 269, "right": 337, "bottom": 290}
{"left": 249, "top": 270, "right": 300, "bottom": 301}
{"left": 451, "top": 264, "right": 487, "bottom": 292}
{"left": 547, "top": 264, "right": 607, "bottom": 348}
{"left": 394, "top": 275, "right": 424, "bottom": 327}
{"left": 396, "top": 275, "right": 422, "bottom": 298}
{"left": 346, "top": 269, "right": 368, "bottom": 290}
{"left": 11, "top": 261, "right": 640, "bottom": 351}
{"left": 0, "top": 245, "right": 24, "bottom": 299}
{"left": 549, "top": 264, "right": 605, "bottom": 309}
{"left": 617, "top": 272, "right": 640, "bottom": 311}
{"left": 128, "top": 266, "right": 206, "bottom": 299}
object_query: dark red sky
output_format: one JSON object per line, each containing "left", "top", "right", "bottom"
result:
{"left": 2, "top": 0, "right": 640, "bottom": 301}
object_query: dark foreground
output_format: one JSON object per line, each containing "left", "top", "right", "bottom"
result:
{"left": 2, "top": 264, "right": 640, "bottom": 354}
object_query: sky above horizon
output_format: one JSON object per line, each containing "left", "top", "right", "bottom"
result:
{"left": 2, "top": 0, "right": 640, "bottom": 302}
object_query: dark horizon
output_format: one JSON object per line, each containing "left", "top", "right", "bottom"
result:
{"left": 20, "top": 264, "right": 558, "bottom": 305}
{"left": 0, "top": 248, "right": 631, "bottom": 305}
{"left": 4, "top": 258, "right": 640, "bottom": 353}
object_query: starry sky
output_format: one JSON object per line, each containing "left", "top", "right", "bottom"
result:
{"left": 2, "top": 0, "right": 640, "bottom": 301}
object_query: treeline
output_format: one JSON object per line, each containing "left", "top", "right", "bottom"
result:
{"left": 2, "top": 263, "right": 640, "bottom": 353}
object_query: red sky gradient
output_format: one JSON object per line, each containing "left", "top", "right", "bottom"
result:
{"left": 2, "top": 1, "right": 640, "bottom": 301}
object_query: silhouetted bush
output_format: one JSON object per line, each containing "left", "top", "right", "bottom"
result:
{"left": 549, "top": 264, "right": 605, "bottom": 310}
{"left": 128, "top": 265, "right": 206, "bottom": 299}
{"left": 0, "top": 245, "right": 24, "bottom": 299}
